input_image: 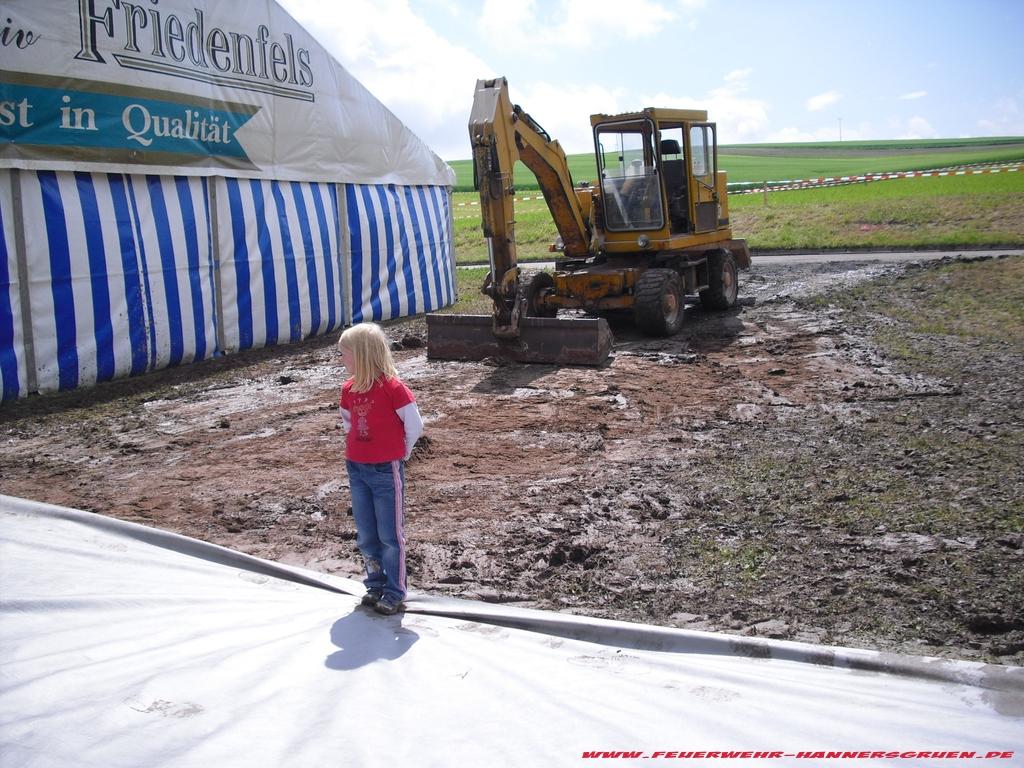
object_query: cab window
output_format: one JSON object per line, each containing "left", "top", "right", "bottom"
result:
{"left": 690, "top": 125, "right": 709, "bottom": 177}
{"left": 595, "top": 120, "right": 664, "bottom": 231}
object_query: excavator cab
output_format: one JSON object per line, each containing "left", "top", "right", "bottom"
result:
{"left": 426, "top": 78, "right": 749, "bottom": 366}
{"left": 592, "top": 110, "right": 727, "bottom": 243}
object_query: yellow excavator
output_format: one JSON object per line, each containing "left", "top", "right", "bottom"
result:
{"left": 426, "top": 77, "right": 750, "bottom": 365}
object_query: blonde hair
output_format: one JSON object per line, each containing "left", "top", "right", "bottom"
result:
{"left": 338, "top": 323, "right": 398, "bottom": 392}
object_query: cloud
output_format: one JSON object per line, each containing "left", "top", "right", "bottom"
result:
{"left": 495, "top": 68, "right": 770, "bottom": 156}
{"left": 677, "top": 0, "right": 707, "bottom": 29}
{"left": 724, "top": 68, "right": 753, "bottom": 83}
{"left": 417, "top": 0, "right": 463, "bottom": 15}
{"left": 766, "top": 127, "right": 826, "bottom": 143}
{"left": 508, "top": 81, "right": 629, "bottom": 156}
{"left": 806, "top": 91, "right": 841, "bottom": 112}
{"left": 644, "top": 70, "right": 770, "bottom": 145}
{"left": 976, "top": 98, "right": 1024, "bottom": 136}
{"left": 277, "top": 0, "right": 491, "bottom": 159}
{"left": 479, "top": 0, "right": 676, "bottom": 51}
{"left": 899, "top": 116, "right": 939, "bottom": 139}
{"left": 898, "top": 90, "right": 928, "bottom": 100}
{"left": 974, "top": 98, "right": 1024, "bottom": 136}
{"left": 766, "top": 125, "right": 860, "bottom": 143}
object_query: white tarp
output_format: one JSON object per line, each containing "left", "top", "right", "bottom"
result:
{"left": 0, "top": 0, "right": 455, "bottom": 187}
{"left": 1, "top": 494, "right": 1022, "bottom": 767}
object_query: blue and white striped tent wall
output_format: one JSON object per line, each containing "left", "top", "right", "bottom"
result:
{"left": 14, "top": 170, "right": 218, "bottom": 396}
{"left": 218, "top": 181, "right": 454, "bottom": 349}
{"left": 217, "top": 177, "right": 344, "bottom": 353}
{"left": 0, "top": 176, "right": 24, "bottom": 401}
{"left": 0, "top": 170, "right": 455, "bottom": 401}
{"left": 346, "top": 183, "right": 455, "bottom": 324}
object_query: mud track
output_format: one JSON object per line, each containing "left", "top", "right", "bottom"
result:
{"left": 2, "top": 255, "right": 1021, "bottom": 665}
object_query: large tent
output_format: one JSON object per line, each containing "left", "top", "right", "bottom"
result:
{"left": 0, "top": 0, "right": 456, "bottom": 401}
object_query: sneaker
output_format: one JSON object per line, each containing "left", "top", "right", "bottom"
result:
{"left": 374, "top": 597, "right": 402, "bottom": 616}
{"left": 361, "top": 588, "right": 383, "bottom": 607}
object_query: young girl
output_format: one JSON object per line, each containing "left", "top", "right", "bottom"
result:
{"left": 338, "top": 323, "right": 423, "bottom": 615}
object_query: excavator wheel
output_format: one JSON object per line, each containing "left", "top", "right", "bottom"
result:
{"left": 699, "top": 250, "right": 739, "bottom": 310}
{"left": 522, "top": 271, "right": 559, "bottom": 318}
{"left": 634, "top": 268, "right": 684, "bottom": 336}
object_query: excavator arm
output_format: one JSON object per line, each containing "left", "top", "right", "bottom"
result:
{"left": 425, "top": 78, "right": 612, "bottom": 366}
{"left": 469, "top": 77, "right": 591, "bottom": 336}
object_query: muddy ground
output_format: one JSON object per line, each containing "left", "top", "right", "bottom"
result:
{"left": 2, "top": 254, "right": 1022, "bottom": 665}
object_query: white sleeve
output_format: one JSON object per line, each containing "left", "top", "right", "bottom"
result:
{"left": 396, "top": 402, "right": 423, "bottom": 460}
{"left": 339, "top": 407, "right": 351, "bottom": 434}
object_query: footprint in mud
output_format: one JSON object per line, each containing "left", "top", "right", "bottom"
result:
{"left": 96, "top": 539, "right": 129, "bottom": 552}
{"left": 455, "top": 622, "right": 510, "bottom": 640}
{"left": 689, "top": 685, "right": 740, "bottom": 703}
{"left": 236, "top": 571, "right": 300, "bottom": 591}
{"left": 124, "top": 697, "right": 204, "bottom": 718}
{"left": 567, "top": 652, "right": 649, "bottom": 676}
{"left": 400, "top": 618, "right": 440, "bottom": 638}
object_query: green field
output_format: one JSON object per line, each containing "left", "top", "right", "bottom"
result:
{"left": 447, "top": 137, "right": 1024, "bottom": 191}
{"left": 729, "top": 169, "right": 1024, "bottom": 250}
{"left": 448, "top": 154, "right": 598, "bottom": 192}
{"left": 451, "top": 167, "right": 1024, "bottom": 265}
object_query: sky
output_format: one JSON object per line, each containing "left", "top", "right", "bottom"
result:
{"left": 277, "top": 0, "right": 1024, "bottom": 161}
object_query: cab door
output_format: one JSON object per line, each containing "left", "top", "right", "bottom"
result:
{"left": 687, "top": 123, "right": 718, "bottom": 233}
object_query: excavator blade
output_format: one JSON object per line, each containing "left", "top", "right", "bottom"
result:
{"left": 426, "top": 314, "right": 613, "bottom": 366}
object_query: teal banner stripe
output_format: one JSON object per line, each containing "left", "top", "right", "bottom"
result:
{"left": 0, "top": 83, "right": 255, "bottom": 161}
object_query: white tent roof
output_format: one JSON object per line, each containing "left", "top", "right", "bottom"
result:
{"left": 1, "top": 495, "right": 1022, "bottom": 767}
{"left": 1, "top": 1, "right": 454, "bottom": 186}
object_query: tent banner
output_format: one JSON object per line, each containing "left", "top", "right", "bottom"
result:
{"left": 0, "top": 0, "right": 455, "bottom": 187}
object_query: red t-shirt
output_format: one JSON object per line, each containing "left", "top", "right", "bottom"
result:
{"left": 340, "top": 376, "right": 415, "bottom": 463}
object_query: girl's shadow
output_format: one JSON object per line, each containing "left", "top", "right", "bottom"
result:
{"left": 324, "top": 608, "right": 420, "bottom": 671}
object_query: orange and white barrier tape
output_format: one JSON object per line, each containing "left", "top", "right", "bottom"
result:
{"left": 729, "top": 162, "right": 1022, "bottom": 194}
{"left": 452, "top": 162, "right": 1023, "bottom": 218}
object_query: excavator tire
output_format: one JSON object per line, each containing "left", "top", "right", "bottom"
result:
{"left": 522, "top": 271, "right": 559, "bottom": 318}
{"left": 634, "top": 268, "right": 684, "bottom": 336}
{"left": 699, "top": 249, "right": 739, "bottom": 310}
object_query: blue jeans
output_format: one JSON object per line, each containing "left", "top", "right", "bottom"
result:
{"left": 346, "top": 459, "right": 407, "bottom": 603}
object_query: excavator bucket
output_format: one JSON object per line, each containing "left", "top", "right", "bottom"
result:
{"left": 426, "top": 314, "right": 613, "bottom": 366}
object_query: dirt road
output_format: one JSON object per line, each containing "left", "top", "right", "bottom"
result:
{"left": 2, "top": 253, "right": 1021, "bottom": 664}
